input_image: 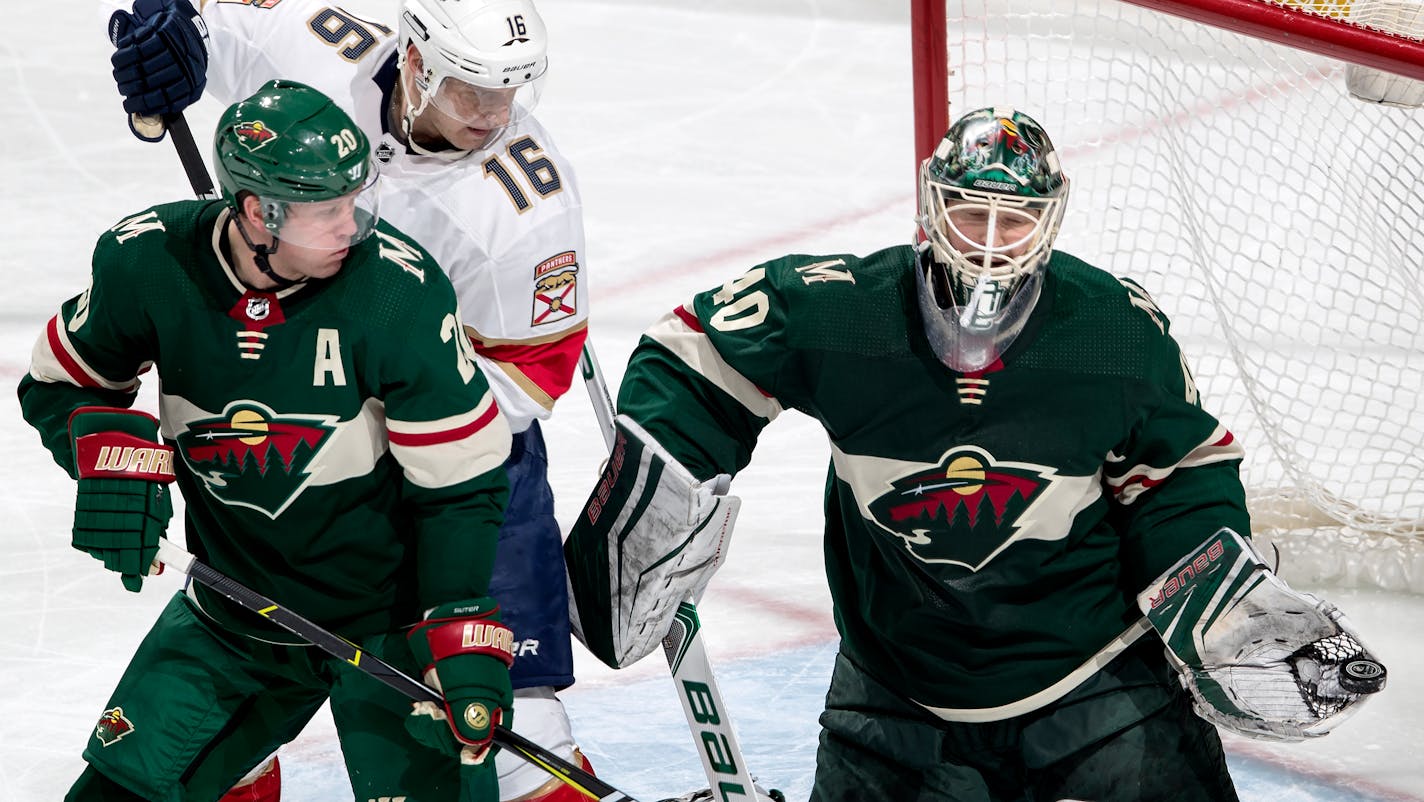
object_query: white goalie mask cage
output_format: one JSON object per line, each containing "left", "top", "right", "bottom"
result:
{"left": 397, "top": 0, "right": 549, "bottom": 147}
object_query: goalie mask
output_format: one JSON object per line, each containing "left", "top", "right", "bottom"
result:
{"left": 214, "top": 80, "right": 380, "bottom": 252}
{"left": 916, "top": 107, "right": 1068, "bottom": 371}
{"left": 397, "top": 0, "right": 549, "bottom": 157}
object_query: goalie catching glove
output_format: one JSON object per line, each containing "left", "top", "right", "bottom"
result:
{"left": 565, "top": 415, "right": 741, "bottom": 668}
{"left": 1139, "top": 527, "right": 1386, "bottom": 741}
{"left": 70, "top": 407, "right": 175, "bottom": 592}
{"left": 406, "top": 598, "right": 515, "bottom": 764}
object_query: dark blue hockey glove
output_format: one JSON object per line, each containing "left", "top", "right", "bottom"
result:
{"left": 108, "top": 0, "right": 209, "bottom": 142}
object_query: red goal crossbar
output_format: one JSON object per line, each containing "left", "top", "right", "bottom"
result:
{"left": 912, "top": 0, "right": 1424, "bottom": 169}
{"left": 1123, "top": 0, "right": 1424, "bottom": 80}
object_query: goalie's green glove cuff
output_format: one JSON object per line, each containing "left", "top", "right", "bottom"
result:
{"left": 1137, "top": 527, "right": 1267, "bottom": 661}
{"left": 1138, "top": 527, "right": 1386, "bottom": 741}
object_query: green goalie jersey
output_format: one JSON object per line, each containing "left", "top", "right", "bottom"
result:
{"left": 618, "top": 244, "right": 1251, "bottom": 719}
{"left": 19, "top": 200, "right": 511, "bottom": 642}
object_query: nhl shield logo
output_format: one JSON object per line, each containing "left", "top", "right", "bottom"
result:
{"left": 246, "top": 296, "right": 271, "bottom": 321}
{"left": 867, "top": 445, "right": 1062, "bottom": 571}
{"left": 94, "top": 707, "right": 135, "bottom": 747}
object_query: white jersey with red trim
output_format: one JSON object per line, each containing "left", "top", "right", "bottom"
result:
{"left": 199, "top": 0, "right": 589, "bottom": 432}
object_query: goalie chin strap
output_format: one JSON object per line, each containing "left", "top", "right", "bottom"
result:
{"left": 152, "top": 539, "right": 643, "bottom": 802}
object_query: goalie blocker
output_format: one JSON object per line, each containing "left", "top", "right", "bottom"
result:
{"left": 1138, "top": 528, "right": 1386, "bottom": 741}
{"left": 565, "top": 416, "right": 741, "bottom": 669}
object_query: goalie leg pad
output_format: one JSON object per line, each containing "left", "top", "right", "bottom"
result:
{"left": 564, "top": 415, "right": 740, "bottom": 668}
{"left": 1138, "top": 528, "right": 1386, "bottom": 740}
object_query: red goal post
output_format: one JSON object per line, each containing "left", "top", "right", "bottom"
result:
{"left": 911, "top": 0, "right": 1424, "bottom": 592}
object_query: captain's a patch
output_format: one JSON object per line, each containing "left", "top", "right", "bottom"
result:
{"left": 531, "top": 251, "right": 578, "bottom": 326}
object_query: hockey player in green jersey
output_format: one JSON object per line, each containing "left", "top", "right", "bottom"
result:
{"left": 18, "top": 80, "right": 518, "bottom": 801}
{"left": 565, "top": 108, "right": 1386, "bottom": 800}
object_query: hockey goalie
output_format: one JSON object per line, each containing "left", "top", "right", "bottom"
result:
{"left": 565, "top": 107, "right": 1388, "bottom": 800}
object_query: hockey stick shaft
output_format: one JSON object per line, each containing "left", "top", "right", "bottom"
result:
{"left": 577, "top": 344, "right": 765, "bottom": 799}
{"left": 160, "top": 113, "right": 219, "bottom": 200}
{"left": 155, "top": 540, "right": 641, "bottom": 802}
{"left": 139, "top": 111, "right": 638, "bottom": 802}
{"left": 579, "top": 346, "right": 618, "bottom": 453}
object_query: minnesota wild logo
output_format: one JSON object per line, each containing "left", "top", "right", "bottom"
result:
{"left": 233, "top": 120, "right": 277, "bottom": 152}
{"left": 176, "top": 402, "right": 336, "bottom": 518}
{"left": 94, "top": 707, "right": 134, "bottom": 747}
{"left": 867, "top": 445, "right": 1061, "bottom": 571}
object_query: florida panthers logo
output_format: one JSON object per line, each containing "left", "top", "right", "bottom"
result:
{"left": 866, "top": 445, "right": 1078, "bottom": 571}
{"left": 531, "top": 251, "right": 579, "bottom": 326}
{"left": 94, "top": 707, "right": 134, "bottom": 747}
{"left": 176, "top": 402, "right": 336, "bottom": 518}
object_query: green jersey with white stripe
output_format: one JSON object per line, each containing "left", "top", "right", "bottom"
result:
{"left": 20, "top": 200, "right": 511, "bottom": 641}
{"left": 617, "top": 244, "right": 1250, "bottom": 718}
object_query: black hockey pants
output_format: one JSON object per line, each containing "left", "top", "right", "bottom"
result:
{"left": 808, "top": 638, "right": 1239, "bottom": 802}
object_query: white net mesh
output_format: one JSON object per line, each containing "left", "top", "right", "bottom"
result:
{"left": 943, "top": 0, "right": 1424, "bottom": 592}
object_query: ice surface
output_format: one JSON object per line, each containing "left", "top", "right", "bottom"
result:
{"left": 1, "top": 1, "right": 1420, "bottom": 800}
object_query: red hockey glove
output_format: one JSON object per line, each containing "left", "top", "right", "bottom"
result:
{"left": 406, "top": 598, "right": 515, "bottom": 764}
{"left": 69, "top": 407, "right": 175, "bottom": 592}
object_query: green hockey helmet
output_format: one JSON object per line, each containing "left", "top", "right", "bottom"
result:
{"left": 214, "top": 79, "right": 380, "bottom": 250}
{"left": 914, "top": 107, "right": 1070, "bottom": 371}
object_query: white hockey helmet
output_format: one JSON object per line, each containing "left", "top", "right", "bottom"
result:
{"left": 397, "top": 0, "right": 549, "bottom": 139}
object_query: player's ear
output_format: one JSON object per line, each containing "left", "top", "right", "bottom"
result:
{"left": 233, "top": 192, "right": 272, "bottom": 236}
{"left": 239, "top": 193, "right": 263, "bottom": 226}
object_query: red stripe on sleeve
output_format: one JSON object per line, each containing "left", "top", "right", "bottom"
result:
{"left": 673, "top": 304, "right": 704, "bottom": 333}
{"left": 473, "top": 327, "right": 587, "bottom": 402}
{"left": 1111, "top": 475, "right": 1164, "bottom": 497}
{"left": 388, "top": 401, "right": 501, "bottom": 447}
{"left": 46, "top": 316, "right": 101, "bottom": 388}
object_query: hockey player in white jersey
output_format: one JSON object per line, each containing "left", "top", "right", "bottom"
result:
{"left": 108, "top": 0, "right": 592, "bottom": 799}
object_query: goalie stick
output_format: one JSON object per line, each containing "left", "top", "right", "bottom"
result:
{"left": 129, "top": 108, "right": 640, "bottom": 802}
{"left": 154, "top": 539, "right": 643, "bottom": 802}
{"left": 578, "top": 348, "right": 776, "bottom": 802}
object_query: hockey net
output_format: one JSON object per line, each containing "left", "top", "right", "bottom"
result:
{"left": 916, "top": 0, "right": 1424, "bottom": 592}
